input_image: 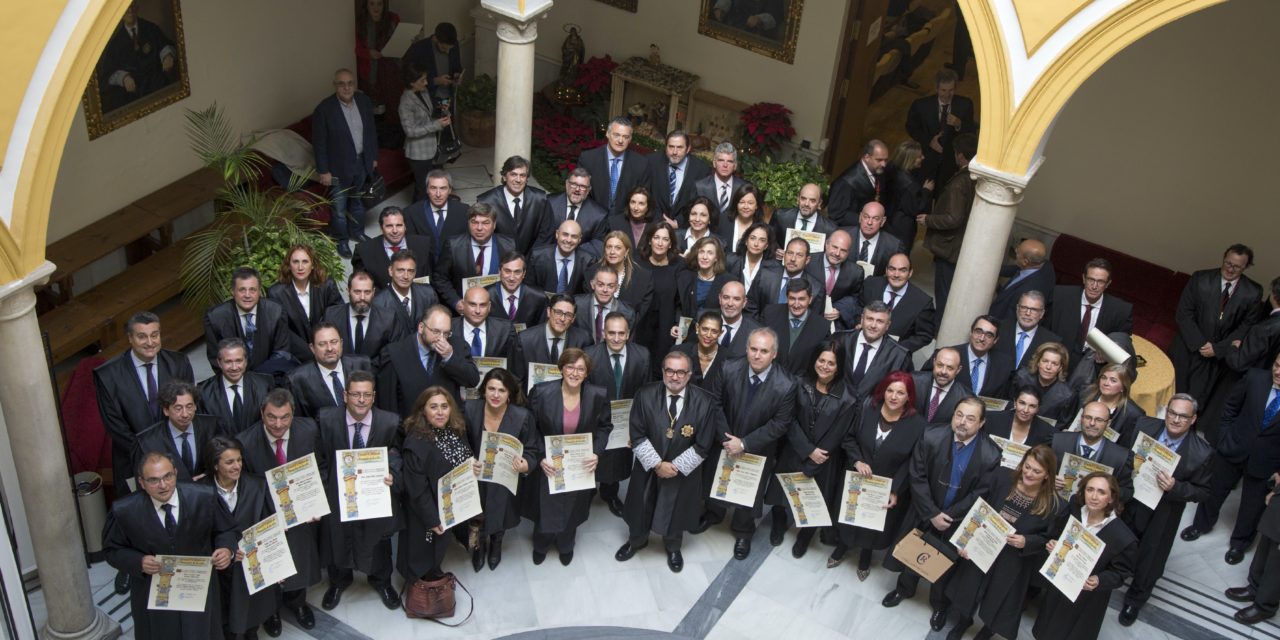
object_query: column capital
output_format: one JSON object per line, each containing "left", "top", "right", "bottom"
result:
{"left": 0, "top": 261, "right": 53, "bottom": 321}
{"left": 482, "top": 0, "right": 554, "bottom": 44}
{"left": 967, "top": 159, "right": 1040, "bottom": 208}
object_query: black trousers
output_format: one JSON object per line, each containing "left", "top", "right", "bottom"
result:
{"left": 327, "top": 537, "right": 394, "bottom": 588}
{"left": 1248, "top": 535, "right": 1280, "bottom": 614}
{"left": 628, "top": 529, "right": 683, "bottom": 552}
{"left": 532, "top": 526, "right": 578, "bottom": 554}
{"left": 896, "top": 569, "right": 952, "bottom": 612}
{"left": 1194, "top": 455, "right": 1269, "bottom": 546}
{"left": 599, "top": 481, "right": 621, "bottom": 501}
{"left": 1124, "top": 515, "right": 1181, "bottom": 606}
{"left": 705, "top": 501, "right": 759, "bottom": 537}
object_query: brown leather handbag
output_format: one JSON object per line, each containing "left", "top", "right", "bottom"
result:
{"left": 403, "top": 572, "right": 473, "bottom": 626}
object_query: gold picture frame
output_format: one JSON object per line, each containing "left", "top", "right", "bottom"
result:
{"left": 83, "top": 0, "right": 190, "bottom": 140}
{"left": 594, "top": 0, "right": 638, "bottom": 11}
{"left": 698, "top": 0, "right": 804, "bottom": 64}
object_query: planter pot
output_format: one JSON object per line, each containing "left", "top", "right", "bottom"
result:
{"left": 458, "top": 110, "right": 496, "bottom": 148}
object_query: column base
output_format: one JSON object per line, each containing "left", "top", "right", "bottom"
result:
{"left": 39, "top": 608, "right": 120, "bottom": 640}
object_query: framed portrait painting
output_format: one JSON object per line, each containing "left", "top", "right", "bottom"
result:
{"left": 698, "top": 0, "right": 804, "bottom": 64}
{"left": 83, "top": 0, "right": 190, "bottom": 139}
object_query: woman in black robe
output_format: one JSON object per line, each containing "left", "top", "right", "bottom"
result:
{"left": 527, "top": 348, "right": 610, "bottom": 565}
{"left": 1010, "top": 342, "right": 1078, "bottom": 427}
{"left": 985, "top": 386, "right": 1057, "bottom": 449}
{"left": 636, "top": 222, "right": 685, "bottom": 376}
{"left": 267, "top": 244, "right": 345, "bottom": 362}
{"left": 1076, "top": 363, "right": 1146, "bottom": 444}
{"left": 946, "top": 445, "right": 1063, "bottom": 640}
{"left": 674, "top": 311, "right": 726, "bottom": 390}
{"left": 463, "top": 368, "right": 538, "bottom": 571}
{"left": 837, "top": 370, "right": 927, "bottom": 579}
{"left": 1033, "top": 472, "right": 1138, "bottom": 640}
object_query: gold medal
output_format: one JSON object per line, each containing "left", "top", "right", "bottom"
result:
{"left": 681, "top": 425, "right": 694, "bottom": 438}
{"left": 665, "top": 426, "right": 674, "bottom": 439}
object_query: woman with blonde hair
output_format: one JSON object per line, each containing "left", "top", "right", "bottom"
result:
{"left": 1078, "top": 363, "right": 1145, "bottom": 443}
{"left": 887, "top": 139, "right": 932, "bottom": 247}
{"left": 592, "top": 230, "right": 654, "bottom": 319}
{"left": 1010, "top": 342, "right": 1078, "bottom": 426}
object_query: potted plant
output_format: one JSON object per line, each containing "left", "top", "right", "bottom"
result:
{"left": 456, "top": 73, "right": 497, "bottom": 147}
{"left": 740, "top": 102, "right": 796, "bottom": 159}
{"left": 179, "top": 104, "right": 344, "bottom": 311}
{"left": 741, "top": 156, "right": 830, "bottom": 221}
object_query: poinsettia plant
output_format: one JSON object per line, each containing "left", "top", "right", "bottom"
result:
{"left": 740, "top": 102, "right": 796, "bottom": 156}
{"left": 572, "top": 55, "right": 619, "bottom": 102}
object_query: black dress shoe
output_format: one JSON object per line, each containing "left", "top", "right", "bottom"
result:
{"left": 882, "top": 589, "right": 905, "bottom": 608}
{"left": 293, "top": 604, "right": 315, "bottom": 630}
{"left": 791, "top": 536, "right": 811, "bottom": 558}
{"left": 1226, "top": 585, "right": 1258, "bottom": 602}
{"left": 769, "top": 525, "right": 785, "bottom": 547}
{"left": 606, "top": 497, "right": 625, "bottom": 518}
{"left": 930, "top": 608, "right": 949, "bottom": 632}
{"left": 690, "top": 517, "right": 712, "bottom": 535}
{"left": 946, "top": 618, "right": 971, "bottom": 640}
{"left": 667, "top": 551, "right": 684, "bottom": 573}
{"left": 243, "top": 629, "right": 260, "bottom": 640}
{"left": 350, "top": 228, "right": 371, "bottom": 243}
{"left": 532, "top": 550, "right": 547, "bottom": 565}
{"left": 114, "top": 571, "right": 130, "bottom": 595}
{"left": 336, "top": 241, "right": 352, "bottom": 259}
{"left": 262, "top": 615, "right": 282, "bottom": 638}
{"left": 1179, "top": 525, "right": 1203, "bottom": 541}
{"left": 733, "top": 537, "right": 751, "bottom": 560}
{"left": 321, "top": 583, "right": 346, "bottom": 610}
{"left": 1235, "top": 605, "right": 1275, "bottom": 625}
{"left": 378, "top": 583, "right": 401, "bottom": 610}
{"left": 488, "top": 541, "right": 502, "bottom": 570}
{"left": 559, "top": 551, "right": 574, "bottom": 566}
{"left": 1118, "top": 603, "right": 1139, "bottom": 626}
{"left": 1226, "top": 547, "right": 1246, "bottom": 565}
{"left": 615, "top": 542, "right": 646, "bottom": 562}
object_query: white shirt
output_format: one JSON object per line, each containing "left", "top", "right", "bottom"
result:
{"left": 544, "top": 324, "right": 567, "bottom": 354}
{"left": 668, "top": 157, "right": 687, "bottom": 197}
{"left": 555, "top": 250, "right": 577, "bottom": 279}
{"left": 293, "top": 282, "right": 312, "bottom": 319}
{"left": 856, "top": 334, "right": 884, "bottom": 363}
{"left": 740, "top": 258, "right": 764, "bottom": 293}
{"left": 714, "top": 176, "right": 734, "bottom": 207}
{"left": 473, "top": 239, "right": 495, "bottom": 275}
{"left": 748, "top": 364, "right": 773, "bottom": 384}
{"left": 317, "top": 361, "right": 346, "bottom": 404}
{"left": 1080, "top": 292, "right": 1102, "bottom": 336}
{"left": 347, "top": 307, "right": 369, "bottom": 346}
{"left": 216, "top": 479, "right": 239, "bottom": 512}
{"left": 223, "top": 376, "right": 246, "bottom": 412}
{"left": 463, "top": 319, "right": 487, "bottom": 353}
{"left": 861, "top": 160, "right": 877, "bottom": 188}
{"left": 883, "top": 283, "right": 907, "bottom": 306}
{"left": 606, "top": 347, "right": 627, "bottom": 375}
{"left": 722, "top": 317, "right": 743, "bottom": 343}
{"left": 1013, "top": 326, "right": 1039, "bottom": 366}
{"left": 151, "top": 491, "right": 180, "bottom": 527}
{"left": 1080, "top": 507, "right": 1117, "bottom": 535}
{"left": 504, "top": 188, "right": 525, "bottom": 220}
{"left": 130, "top": 351, "right": 157, "bottom": 400}
{"left": 794, "top": 211, "right": 819, "bottom": 230}
{"left": 264, "top": 427, "right": 290, "bottom": 453}
{"left": 501, "top": 285, "right": 522, "bottom": 317}
{"left": 857, "top": 232, "right": 880, "bottom": 262}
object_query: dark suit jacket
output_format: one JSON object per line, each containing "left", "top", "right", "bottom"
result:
{"left": 762, "top": 305, "right": 832, "bottom": 376}
{"left": 858, "top": 277, "right": 936, "bottom": 353}
{"left": 286, "top": 355, "right": 372, "bottom": 420}
{"left": 486, "top": 282, "right": 548, "bottom": 329}
{"left": 1216, "top": 367, "right": 1280, "bottom": 476}
{"left": 403, "top": 35, "right": 462, "bottom": 95}
{"left": 403, "top": 199, "right": 469, "bottom": 264}
{"left": 676, "top": 270, "right": 732, "bottom": 318}
{"left": 826, "top": 162, "right": 882, "bottom": 227}
{"left": 312, "top": 93, "right": 377, "bottom": 183}
{"left": 989, "top": 265, "right": 1057, "bottom": 319}
{"left": 131, "top": 415, "right": 221, "bottom": 481}
{"left": 511, "top": 323, "right": 593, "bottom": 384}
{"left": 838, "top": 331, "right": 913, "bottom": 400}
{"left": 316, "top": 406, "right": 403, "bottom": 566}
{"left": 576, "top": 146, "right": 651, "bottom": 215}
{"left": 527, "top": 381, "right": 611, "bottom": 532}
{"left": 197, "top": 372, "right": 271, "bottom": 435}
{"left": 476, "top": 185, "right": 555, "bottom": 255}
{"left": 266, "top": 279, "right": 345, "bottom": 363}
{"left": 674, "top": 340, "right": 726, "bottom": 391}
{"left": 843, "top": 400, "right": 928, "bottom": 508}
{"left": 321, "top": 303, "right": 405, "bottom": 368}
{"left": 907, "top": 425, "right": 1002, "bottom": 524}
{"left": 586, "top": 343, "right": 652, "bottom": 401}
{"left": 376, "top": 333, "right": 481, "bottom": 416}
{"left": 807, "top": 257, "right": 866, "bottom": 330}
{"left": 352, "top": 234, "right": 434, "bottom": 291}
{"left": 573, "top": 295, "right": 638, "bottom": 343}
{"left": 1123, "top": 416, "right": 1213, "bottom": 521}
{"left": 529, "top": 245, "right": 589, "bottom": 296}
{"left": 1170, "top": 269, "right": 1264, "bottom": 399}
{"left": 712, "top": 358, "right": 798, "bottom": 467}
{"left": 1051, "top": 430, "right": 1134, "bottom": 502}
{"left": 990, "top": 324, "right": 1062, "bottom": 376}
{"left": 648, "top": 153, "right": 712, "bottom": 219}
{"left": 694, "top": 174, "right": 748, "bottom": 218}
{"left": 451, "top": 316, "right": 517, "bottom": 358}
{"left": 906, "top": 95, "right": 977, "bottom": 152}
{"left": 719, "top": 315, "right": 762, "bottom": 360}
{"left": 983, "top": 410, "right": 1056, "bottom": 448}
{"left": 1228, "top": 309, "right": 1280, "bottom": 373}
{"left": 372, "top": 282, "right": 438, "bottom": 328}
{"left": 1047, "top": 286, "right": 1135, "bottom": 360}
{"left": 1009, "top": 369, "right": 1079, "bottom": 426}
{"left": 548, "top": 194, "right": 609, "bottom": 259}
{"left": 771, "top": 208, "right": 837, "bottom": 249}
{"left": 94, "top": 349, "right": 195, "bottom": 489}
{"left": 912, "top": 372, "right": 975, "bottom": 427}
{"left": 887, "top": 167, "right": 928, "bottom": 247}
{"left": 748, "top": 269, "right": 826, "bottom": 320}
{"left": 203, "top": 299, "right": 291, "bottom": 372}
{"left": 929, "top": 344, "right": 1013, "bottom": 399}
{"left": 434, "top": 233, "right": 516, "bottom": 310}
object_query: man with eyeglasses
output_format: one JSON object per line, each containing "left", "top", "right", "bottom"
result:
{"left": 513, "top": 294, "right": 592, "bottom": 387}
{"left": 549, "top": 168, "right": 608, "bottom": 259}
{"left": 131, "top": 380, "right": 218, "bottom": 483}
{"left": 1048, "top": 258, "right": 1134, "bottom": 373}
{"left": 990, "top": 291, "right": 1061, "bottom": 373}
{"left": 312, "top": 68, "right": 377, "bottom": 257}
{"left": 1118, "top": 394, "right": 1213, "bottom": 626}
{"left": 989, "top": 238, "right": 1055, "bottom": 319}
{"left": 377, "top": 305, "right": 480, "bottom": 417}
{"left": 1050, "top": 401, "right": 1134, "bottom": 501}
{"left": 104, "top": 451, "right": 237, "bottom": 639}
{"left": 588, "top": 313, "right": 652, "bottom": 517}
{"left": 857, "top": 253, "right": 937, "bottom": 355}
{"left": 235, "top": 389, "right": 326, "bottom": 633}
{"left": 530, "top": 219, "right": 590, "bottom": 296}
{"left": 925, "top": 315, "right": 1010, "bottom": 401}
{"left": 316, "top": 371, "right": 403, "bottom": 612}
{"left": 616, "top": 351, "right": 725, "bottom": 573}
{"left": 882, "top": 397, "right": 1001, "bottom": 632}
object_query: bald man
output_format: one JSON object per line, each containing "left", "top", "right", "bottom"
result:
{"left": 848, "top": 202, "right": 905, "bottom": 277}
{"left": 805, "top": 229, "right": 864, "bottom": 330}
{"left": 451, "top": 286, "right": 516, "bottom": 358}
{"left": 990, "top": 238, "right": 1055, "bottom": 319}
{"left": 771, "top": 183, "right": 837, "bottom": 261}
{"left": 530, "top": 219, "right": 590, "bottom": 296}
{"left": 828, "top": 140, "right": 889, "bottom": 227}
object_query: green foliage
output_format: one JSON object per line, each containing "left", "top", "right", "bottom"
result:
{"left": 457, "top": 74, "right": 497, "bottom": 113}
{"left": 740, "top": 156, "right": 830, "bottom": 210}
{"left": 180, "top": 104, "right": 343, "bottom": 311}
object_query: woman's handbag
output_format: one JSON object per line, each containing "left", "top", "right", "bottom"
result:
{"left": 402, "top": 572, "right": 474, "bottom": 626}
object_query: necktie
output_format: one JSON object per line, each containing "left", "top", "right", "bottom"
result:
{"left": 858, "top": 239, "right": 870, "bottom": 262}
{"left": 721, "top": 325, "right": 733, "bottom": 348}
{"left": 790, "top": 318, "right": 801, "bottom": 346}
{"left": 1016, "top": 332, "right": 1029, "bottom": 366}
{"left": 508, "top": 294, "right": 518, "bottom": 320}
{"left": 330, "top": 371, "right": 344, "bottom": 406}
{"left": 612, "top": 353, "right": 624, "bottom": 397}
{"left": 512, "top": 196, "right": 522, "bottom": 222}
{"left": 1263, "top": 389, "right": 1280, "bottom": 430}
{"left": 274, "top": 438, "right": 287, "bottom": 466}
{"left": 886, "top": 289, "right": 899, "bottom": 311}
{"left": 940, "top": 103, "right": 951, "bottom": 129}
{"left": 567, "top": 204, "right": 577, "bottom": 222}
{"left": 130, "top": 26, "right": 139, "bottom": 49}
{"left": 800, "top": 216, "right": 809, "bottom": 231}
{"left": 243, "top": 312, "right": 256, "bottom": 353}
{"left": 943, "top": 441, "right": 961, "bottom": 508}
{"left": 389, "top": 242, "right": 400, "bottom": 255}
{"left": 778, "top": 275, "right": 790, "bottom": 304}
{"left": 1081, "top": 445, "right": 1094, "bottom": 459}
{"left": 668, "top": 165, "right": 678, "bottom": 204}
{"left": 352, "top": 421, "right": 366, "bottom": 449}
{"left": 1221, "top": 281, "right": 1233, "bottom": 313}
{"left": 550, "top": 336, "right": 561, "bottom": 361}
{"left": 927, "top": 385, "right": 943, "bottom": 421}
{"left": 423, "top": 352, "right": 436, "bottom": 379}
{"left": 719, "top": 183, "right": 729, "bottom": 212}
{"left": 179, "top": 432, "right": 194, "bottom": 475}
{"left": 596, "top": 304, "right": 607, "bottom": 341}
{"left": 747, "top": 374, "right": 762, "bottom": 405}
{"left": 353, "top": 314, "right": 366, "bottom": 353}
{"left": 230, "top": 383, "right": 244, "bottom": 427}
{"left": 791, "top": 318, "right": 802, "bottom": 329}
{"left": 849, "top": 342, "right": 873, "bottom": 388}
{"left": 826, "top": 265, "right": 837, "bottom": 295}
{"left": 402, "top": 294, "right": 413, "bottom": 319}
{"left": 144, "top": 362, "right": 159, "bottom": 419}
{"left": 971, "top": 358, "right": 985, "bottom": 393}
{"left": 475, "top": 244, "right": 487, "bottom": 275}
{"left": 668, "top": 394, "right": 680, "bottom": 425}
{"left": 435, "top": 207, "right": 445, "bottom": 233}
{"left": 471, "top": 327, "right": 483, "bottom": 357}
{"left": 558, "top": 258, "right": 570, "bottom": 294}
{"left": 162, "top": 503, "right": 176, "bottom": 537}
{"left": 609, "top": 158, "right": 621, "bottom": 205}
{"left": 1079, "top": 303, "right": 1094, "bottom": 343}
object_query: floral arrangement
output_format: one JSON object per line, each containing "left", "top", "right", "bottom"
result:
{"left": 572, "top": 55, "right": 619, "bottom": 102}
{"left": 740, "top": 102, "right": 796, "bottom": 156}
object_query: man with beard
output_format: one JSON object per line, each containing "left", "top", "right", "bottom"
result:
{"left": 912, "top": 347, "right": 973, "bottom": 428}
{"left": 322, "top": 271, "right": 405, "bottom": 369}
{"left": 827, "top": 140, "right": 889, "bottom": 227}
{"left": 377, "top": 305, "right": 480, "bottom": 414}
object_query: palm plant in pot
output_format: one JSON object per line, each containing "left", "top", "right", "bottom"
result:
{"left": 179, "top": 104, "right": 344, "bottom": 311}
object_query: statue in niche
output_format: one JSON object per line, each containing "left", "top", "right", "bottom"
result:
{"left": 560, "top": 24, "right": 585, "bottom": 83}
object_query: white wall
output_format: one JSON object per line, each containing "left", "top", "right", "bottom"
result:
{"left": 48, "top": 0, "right": 354, "bottom": 243}
{"left": 1019, "top": 0, "right": 1280, "bottom": 279}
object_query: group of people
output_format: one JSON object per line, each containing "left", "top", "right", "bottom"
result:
{"left": 91, "top": 57, "right": 1280, "bottom": 640}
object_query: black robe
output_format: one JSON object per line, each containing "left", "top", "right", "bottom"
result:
{"left": 706, "top": 359, "right": 798, "bottom": 515}
{"left": 1010, "top": 369, "right": 1078, "bottom": 426}
{"left": 102, "top": 483, "right": 238, "bottom": 640}
{"left": 398, "top": 428, "right": 472, "bottom": 580}
{"left": 764, "top": 380, "right": 859, "bottom": 514}
{"left": 316, "top": 407, "right": 403, "bottom": 573}
{"left": 840, "top": 401, "right": 927, "bottom": 550}
{"left": 983, "top": 410, "right": 1057, "bottom": 448}
{"left": 464, "top": 400, "right": 540, "bottom": 536}
{"left": 1032, "top": 509, "right": 1137, "bottom": 640}
{"left": 200, "top": 474, "right": 279, "bottom": 634}
{"left": 527, "top": 381, "right": 611, "bottom": 533}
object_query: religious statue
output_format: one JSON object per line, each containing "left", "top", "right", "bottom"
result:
{"left": 560, "top": 25, "right": 585, "bottom": 83}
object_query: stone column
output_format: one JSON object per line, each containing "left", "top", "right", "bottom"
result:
{"left": 481, "top": 0, "right": 554, "bottom": 184}
{"left": 0, "top": 262, "right": 119, "bottom": 640}
{"left": 935, "top": 160, "right": 1037, "bottom": 346}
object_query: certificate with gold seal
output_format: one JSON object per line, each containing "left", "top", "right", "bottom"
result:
{"left": 607, "top": 400, "right": 633, "bottom": 450}
{"left": 463, "top": 357, "right": 508, "bottom": 400}
{"left": 267, "top": 453, "right": 330, "bottom": 528}
{"left": 335, "top": 447, "right": 392, "bottom": 522}
{"left": 545, "top": 433, "right": 595, "bottom": 494}
{"left": 708, "top": 450, "right": 765, "bottom": 508}
{"left": 784, "top": 228, "right": 826, "bottom": 255}
{"left": 776, "top": 472, "right": 832, "bottom": 528}
{"left": 148, "top": 555, "right": 212, "bottom": 612}
{"left": 437, "top": 460, "right": 483, "bottom": 530}
{"left": 239, "top": 513, "right": 296, "bottom": 595}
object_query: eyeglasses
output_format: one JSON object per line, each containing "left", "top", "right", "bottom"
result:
{"left": 347, "top": 391, "right": 375, "bottom": 400}
{"left": 567, "top": 182, "right": 590, "bottom": 191}
{"left": 1167, "top": 410, "right": 1194, "bottom": 422}
{"left": 142, "top": 472, "right": 177, "bottom": 487}
{"left": 424, "top": 327, "right": 452, "bottom": 338}
{"left": 970, "top": 328, "right": 997, "bottom": 339}
{"left": 1016, "top": 305, "right": 1045, "bottom": 314}
{"left": 550, "top": 308, "right": 575, "bottom": 319}
{"left": 561, "top": 365, "right": 587, "bottom": 374}
{"left": 663, "top": 368, "right": 691, "bottom": 377}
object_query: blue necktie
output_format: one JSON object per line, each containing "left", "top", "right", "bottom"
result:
{"left": 558, "top": 258, "right": 570, "bottom": 294}
{"left": 778, "top": 276, "right": 790, "bottom": 303}
{"left": 162, "top": 504, "right": 176, "bottom": 537}
{"left": 1015, "top": 332, "right": 1028, "bottom": 366}
{"left": 243, "top": 312, "right": 256, "bottom": 353}
{"left": 178, "top": 432, "right": 194, "bottom": 476}
{"left": 972, "top": 358, "right": 984, "bottom": 393}
{"left": 790, "top": 318, "right": 802, "bottom": 329}
{"left": 668, "top": 164, "right": 678, "bottom": 204}
{"left": 747, "top": 374, "right": 761, "bottom": 406}
{"left": 943, "top": 441, "right": 962, "bottom": 509}
{"left": 471, "top": 327, "right": 483, "bottom": 357}
{"left": 721, "top": 325, "right": 733, "bottom": 348}
{"left": 609, "top": 157, "right": 621, "bottom": 205}
{"left": 1263, "top": 389, "right": 1280, "bottom": 430}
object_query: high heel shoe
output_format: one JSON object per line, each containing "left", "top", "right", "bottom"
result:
{"left": 826, "top": 544, "right": 848, "bottom": 569}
